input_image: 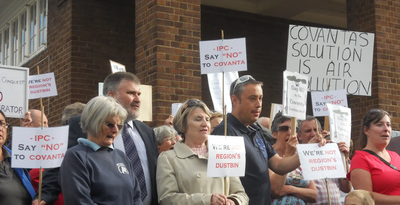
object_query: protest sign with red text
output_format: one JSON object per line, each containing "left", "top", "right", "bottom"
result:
{"left": 28, "top": 72, "right": 58, "bottom": 99}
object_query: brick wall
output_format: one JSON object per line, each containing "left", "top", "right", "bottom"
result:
{"left": 347, "top": 0, "right": 400, "bottom": 144}
{"left": 135, "top": 0, "right": 202, "bottom": 127}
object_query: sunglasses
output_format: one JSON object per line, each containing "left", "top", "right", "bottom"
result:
{"left": 181, "top": 100, "right": 202, "bottom": 114}
{"left": 104, "top": 122, "right": 123, "bottom": 130}
{"left": 0, "top": 121, "right": 9, "bottom": 129}
{"left": 278, "top": 126, "right": 291, "bottom": 132}
{"left": 233, "top": 75, "right": 255, "bottom": 91}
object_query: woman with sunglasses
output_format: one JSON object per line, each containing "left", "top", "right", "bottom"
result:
{"left": 347, "top": 109, "right": 400, "bottom": 204}
{"left": 269, "top": 112, "right": 317, "bottom": 205}
{"left": 0, "top": 110, "right": 36, "bottom": 205}
{"left": 156, "top": 99, "right": 249, "bottom": 205}
{"left": 59, "top": 96, "right": 143, "bottom": 205}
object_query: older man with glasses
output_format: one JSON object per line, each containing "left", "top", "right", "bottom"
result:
{"left": 212, "top": 75, "right": 322, "bottom": 205}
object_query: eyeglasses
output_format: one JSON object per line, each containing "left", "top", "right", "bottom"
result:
{"left": 104, "top": 122, "right": 123, "bottom": 130}
{"left": 278, "top": 126, "right": 291, "bottom": 132}
{"left": 233, "top": 75, "right": 255, "bottom": 91}
{"left": 181, "top": 100, "right": 202, "bottom": 114}
{"left": 0, "top": 121, "right": 9, "bottom": 129}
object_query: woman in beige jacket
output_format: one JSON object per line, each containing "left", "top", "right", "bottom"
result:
{"left": 156, "top": 99, "right": 249, "bottom": 205}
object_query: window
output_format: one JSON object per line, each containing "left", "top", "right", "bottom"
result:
{"left": 39, "top": 0, "right": 47, "bottom": 46}
{"left": 0, "top": 0, "right": 47, "bottom": 66}
{"left": 12, "top": 20, "right": 18, "bottom": 66}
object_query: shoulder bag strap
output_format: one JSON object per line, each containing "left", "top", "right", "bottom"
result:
{"left": 362, "top": 149, "right": 400, "bottom": 172}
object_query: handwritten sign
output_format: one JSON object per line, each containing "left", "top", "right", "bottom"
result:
{"left": 311, "top": 89, "right": 348, "bottom": 117}
{"left": 200, "top": 38, "right": 247, "bottom": 74}
{"left": 282, "top": 71, "right": 309, "bottom": 120}
{"left": 110, "top": 60, "right": 126, "bottom": 73}
{"left": 0, "top": 65, "right": 29, "bottom": 118}
{"left": 29, "top": 72, "right": 58, "bottom": 99}
{"left": 207, "top": 71, "right": 238, "bottom": 113}
{"left": 286, "top": 25, "right": 375, "bottom": 96}
{"left": 11, "top": 126, "right": 69, "bottom": 168}
{"left": 297, "top": 143, "right": 346, "bottom": 180}
{"left": 207, "top": 135, "right": 246, "bottom": 177}
{"left": 171, "top": 103, "right": 182, "bottom": 117}
{"left": 327, "top": 104, "right": 351, "bottom": 147}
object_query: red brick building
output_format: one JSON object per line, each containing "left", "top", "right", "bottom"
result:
{"left": 0, "top": 0, "right": 399, "bottom": 141}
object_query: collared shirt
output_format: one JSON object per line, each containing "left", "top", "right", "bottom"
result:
{"left": 78, "top": 138, "right": 114, "bottom": 151}
{"left": 308, "top": 178, "right": 341, "bottom": 205}
{"left": 114, "top": 120, "right": 151, "bottom": 205}
{"left": 212, "top": 113, "right": 277, "bottom": 205}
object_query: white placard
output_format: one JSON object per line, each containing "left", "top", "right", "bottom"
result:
{"left": 171, "top": 103, "right": 182, "bottom": 116}
{"left": 98, "top": 82, "right": 104, "bottom": 96}
{"left": 110, "top": 60, "right": 126, "bottom": 73}
{"left": 207, "top": 72, "right": 238, "bottom": 113}
{"left": 11, "top": 126, "right": 69, "bottom": 168}
{"left": 207, "top": 135, "right": 246, "bottom": 177}
{"left": 28, "top": 72, "right": 58, "bottom": 99}
{"left": 327, "top": 104, "right": 351, "bottom": 147}
{"left": 0, "top": 65, "right": 29, "bottom": 118}
{"left": 200, "top": 38, "right": 247, "bottom": 74}
{"left": 311, "top": 89, "right": 348, "bottom": 117}
{"left": 286, "top": 25, "right": 375, "bottom": 96}
{"left": 297, "top": 143, "right": 346, "bottom": 180}
{"left": 282, "top": 71, "right": 309, "bottom": 120}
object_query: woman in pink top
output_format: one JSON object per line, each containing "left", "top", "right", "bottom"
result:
{"left": 347, "top": 109, "right": 400, "bottom": 204}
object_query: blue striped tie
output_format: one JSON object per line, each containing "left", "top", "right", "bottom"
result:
{"left": 122, "top": 122, "right": 147, "bottom": 200}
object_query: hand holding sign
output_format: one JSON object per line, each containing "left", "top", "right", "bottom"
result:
{"left": 284, "top": 135, "right": 298, "bottom": 157}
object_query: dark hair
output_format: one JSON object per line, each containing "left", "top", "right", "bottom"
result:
{"left": 357, "top": 109, "right": 390, "bottom": 150}
{"left": 103, "top": 72, "right": 141, "bottom": 96}
{"left": 230, "top": 75, "right": 263, "bottom": 107}
{"left": 0, "top": 110, "right": 6, "bottom": 122}
{"left": 271, "top": 112, "right": 291, "bottom": 133}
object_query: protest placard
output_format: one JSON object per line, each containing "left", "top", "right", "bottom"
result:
{"left": 0, "top": 65, "right": 29, "bottom": 118}
{"left": 286, "top": 25, "right": 375, "bottom": 96}
{"left": 311, "top": 89, "right": 348, "bottom": 117}
{"left": 282, "top": 71, "right": 308, "bottom": 120}
{"left": 29, "top": 72, "right": 58, "bottom": 99}
{"left": 171, "top": 103, "right": 182, "bottom": 116}
{"left": 110, "top": 60, "right": 126, "bottom": 73}
{"left": 327, "top": 104, "right": 351, "bottom": 147}
{"left": 297, "top": 143, "right": 346, "bottom": 180}
{"left": 11, "top": 126, "right": 69, "bottom": 168}
{"left": 207, "top": 71, "right": 238, "bottom": 113}
{"left": 269, "top": 103, "right": 284, "bottom": 128}
{"left": 200, "top": 38, "right": 247, "bottom": 74}
{"left": 207, "top": 135, "right": 246, "bottom": 177}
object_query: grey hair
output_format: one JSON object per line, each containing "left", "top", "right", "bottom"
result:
{"left": 297, "top": 115, "right": 322, "bottom": 134}
{"left": 61, "top": 102, "right": 86, "bottom": 125}
{"left": 271, "top": 112, "right": 291, "bottom": 133}
{"left": 103, "top": 72, "right": 141, "bottom": 96}
{"left": 80, "top": 96, "right": 127, "bottom": 137}
{"left": 230, "top": 75, "right": 263, "bottom": 107}
{"left": 154, "top": 125, "right": 176, "bottom": 146}
{"left": 173, "top": 99, "right": 212, "bottom": 141}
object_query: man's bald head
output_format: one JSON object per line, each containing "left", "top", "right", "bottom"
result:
{"left": 29, "top": 109, "right": 49, "bottom": 128}
{"left": 257, "top": 117, "right": 270, "bottom": 129}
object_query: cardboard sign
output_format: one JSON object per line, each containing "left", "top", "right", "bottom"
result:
{"left": 286, "top": 25, "right": 375, "bottom": 96}
{"left": 110, "top": 60, "right": 126, "bottom": 73}
{"left": 11, "top": 126, "right": 69, "bottom": 168}
{"left": 207, "top": 71, "right": 239, "bottom": 113}
{"left": 297, "top": 143, "right": 346, "bottom": 180}
{"left": 0, "top": 65, "right": 29, "bottom": 118}
{"left": 311, "top": 89, "right": 348, "bottom": 117}
{"left": 327, "top": 104, "right": 351, "bottom": 147}
{"left": 207, "top": 135, "right": 246, "bottom": 177}
{"left": 29, "top": 72, "right": 58, "bottom": 99}
{"left": 200, "top": 38, "right": 247, "bottom": 74}
{"left": 282, "top": 71, "right": 309, "bottom": 120}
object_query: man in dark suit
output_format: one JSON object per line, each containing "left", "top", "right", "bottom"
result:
{"left": 103, "top": 72, "right": 158, "bottom": 205}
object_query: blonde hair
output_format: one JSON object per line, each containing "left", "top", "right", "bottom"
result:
{"left": 345, "top": 190, "right": 375, "bottom": 205}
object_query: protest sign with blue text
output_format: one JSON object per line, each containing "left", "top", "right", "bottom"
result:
{"left": 29, "top": 72, "right": 58, "bottom": 99}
